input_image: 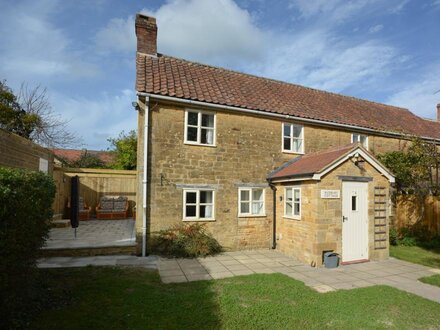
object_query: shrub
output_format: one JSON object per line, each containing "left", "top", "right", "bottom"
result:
{"left": 0, "top": 167, "right": 56, "bottom": 328}
{"left": 150, "top": 223, "right": 222, "bottom": 258}
{"left": 389, "top": 227, "right": 398, "bottom": 246}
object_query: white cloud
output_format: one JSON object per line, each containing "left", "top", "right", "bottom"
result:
{"left": 386, "top": 64, "right": 440, "bottom": 119}
{"left": 369, "top": 24, "right": 383, "bottom": 33}
{"left": 95, "top": 0, "right": 265, "bottom": 64}
{"left": 0, "top": 0, "right": 98, "bottom": 86}
{"left": 53, "top": 89, "right": 138, "bottom": 149}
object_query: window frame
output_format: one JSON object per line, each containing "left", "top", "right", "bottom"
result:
{"left": 184, "top": 109, "right": 216, "bottom": 147}
{"left": 237, "top": 187, "right": 266, "bottom": 217}
{"left": 182, "top": 189, "right": 215, "bottom": 221}
{"left": 282, "top": 123, "right": 304, "bottom": 154}
{"left": 351, "top": 133, "right": 368, "bottom": 150}
{"left": 284, "top": 186, "right": 301, "bottom": 220}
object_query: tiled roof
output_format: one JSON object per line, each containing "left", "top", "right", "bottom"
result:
{"left": 268, "top": 144, "right": 358, "bottom": 180}
{"left": 136, "top": 53, "right": 440, "bottom": 139}
{"left": 51, "top": 149, "right": 115, "bottom": 165}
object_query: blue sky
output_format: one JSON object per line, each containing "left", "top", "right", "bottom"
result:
{"left": 0, "top": 0, "right": 439, "bottom": 149}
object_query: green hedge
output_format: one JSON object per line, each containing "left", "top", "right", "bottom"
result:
{"left": 0, "top": 167, "right": 56, "bottom": 328}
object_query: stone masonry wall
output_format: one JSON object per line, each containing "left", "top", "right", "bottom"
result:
{"left": 136, "top": 98, "right": 400, "bottom": 252}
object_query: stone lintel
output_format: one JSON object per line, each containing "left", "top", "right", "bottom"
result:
{"left": 337, "top": 176, "right": 373, "bottom": 182}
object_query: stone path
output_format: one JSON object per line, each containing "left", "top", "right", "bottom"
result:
{"left": 37, "top": 249, "right": 440, "bottom": 303}
{"left": 43, "top": 219, "right": 136, "bottom": 249}
{"left": 158, "top": 250, "right": 440, "bottom": 303}
{"left": 38, "top": 255, "right": 158, "bottom": 269}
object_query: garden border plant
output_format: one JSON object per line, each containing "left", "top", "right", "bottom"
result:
{"left": 0, "top": 167, "right": 56, "bottom": 329}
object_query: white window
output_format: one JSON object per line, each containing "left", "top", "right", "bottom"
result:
{"left": 184, "top": 110, "right": 216, "bottom": 146}
{"left": 183, "top": 190, "right": 215, "bottom": 221}
{"left": 285, "top": 187, "right": 301, "bottom": 219}
{"left": 283, "top": 123, "right": 304, "bottom": 153}
{"left": 351, "top": 133, "right": 368, "bottom": 149}
{"left": 238, "top": 188, "right": 265, "bottom": 216}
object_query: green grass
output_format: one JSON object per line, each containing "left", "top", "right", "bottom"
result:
{"left": 390, "top": 245, "right": 440, "bottom": 268}
{"left": 30, "top": 267, "right": 440, "bottom": 329}
{"left": 420, "top": 274, "right": 440, "bottom": 287}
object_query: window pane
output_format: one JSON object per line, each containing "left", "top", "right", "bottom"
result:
{"left": 352, "top": 134, "right": 359, "bottom": 143}
{"left": 292, "top": 125, "right": 302, "bottom": 138}
{"left": 201, "top": 114, "right": 214, "bottom": 128}
{"left": 200, "top": 191, "right": 213, "bottom": 203}
{"left": 294, "top": 189, "right": 300, "bottom": 202}
{"left": 252, "top": 202, "right": 263, "bottom": 214}
{"left": 286, "top": 202, "right": 292, "bottom": 215}
{"left": 252, "top": 189, "right": 263, "bottom": 201}
{"left": 187, "top": 127, "right": 198, "bottom": 142}
{"left": 283, "top": 124, "right": 291, "bottom": 137}
{"left": 240, "top": 190, "right": 250, "bottom": 201}
{"left": 360, "top": 135, "right": 367, "bottom": 147}
{"left": 286, "top": 188, "right": 292, "bottom": 201}
{"left": 186, "top": 192, "right": 197, "bottom": 204}
{"left": 283, "top": 137, "right": 291, "bottom": 150}
{"left": 200, "top": 205, "right": 212, "bottom": 218}
{"left": 240, "top": 202, "right": 250, "bottom": 214}
{"left": 186, "top": 205, "right": 196, "bottom": 217}
{"left": 352, "top": 195, "right": 357, "bottom": 211}
{"left": 292, "top": 139, "right": 302, "bottom": 152}
{"left": 294, "top": 202, "right": 300, "bottom": 216}
{"left": 201, "top": 128, "right": 214, "bottom": 144}
{"left": 188, "top": 112, "right": 198, "bottom": 125}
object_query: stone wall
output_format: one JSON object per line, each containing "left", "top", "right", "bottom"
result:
{"left": 136, "top": 98, "right": 401, "bottom": 253}
{"left": 0, "top": 128, "right": 53, "bottom": 174}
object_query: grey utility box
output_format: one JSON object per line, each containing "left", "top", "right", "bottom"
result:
{"left": 323, "top": 252, "right": 339, "bottom": 268}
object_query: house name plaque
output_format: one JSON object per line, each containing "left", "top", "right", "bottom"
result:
{"left": 320, "top": 190, "right": 340, "bottom": 199}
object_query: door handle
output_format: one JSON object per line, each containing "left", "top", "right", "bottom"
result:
{"left": 342, "top": 216, "right": 348, "bottom": 222}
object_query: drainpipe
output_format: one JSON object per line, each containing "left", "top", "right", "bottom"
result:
{"left": 142, "top": 96, "right": 150, "bottom": 257}
{"left": 268, "top": 180, "right": 277, "bottom": 249}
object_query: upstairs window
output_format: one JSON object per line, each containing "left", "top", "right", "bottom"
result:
{"left": 285, "top": 187, "right": 301, "bottom": 220}
{"left": 185, "top": 110, "right": 216, "bottom": 146}
{"left": 352, "top": 133, "right": 368, "bottom": 149}
{"left": 238, "top": 188, "right": 265, "bottom": 216}
{"left": 283, "top": 123, "right": 304, "bottom": 153}
{"left": 183, "top": 189, "right": 215, "bottom": 221}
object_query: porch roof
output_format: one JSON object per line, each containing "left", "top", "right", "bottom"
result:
{"left": 267, "top": 143, "right": 395, "bottom": 183}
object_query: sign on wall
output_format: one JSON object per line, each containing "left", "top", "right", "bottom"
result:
{"left": 321, "top": 190, "right": 340, "bottom": 199}
{"left": 39, "top": 158, "right": 49, "bottom": 173}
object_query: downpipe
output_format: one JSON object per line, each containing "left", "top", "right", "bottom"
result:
{"left": 142, "top": 96, "right": 150, "bottom": 257}
{"left": 268, "top": 180, "right": 277, "bottom": 249}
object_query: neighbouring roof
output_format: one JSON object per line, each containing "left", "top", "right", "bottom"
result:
{"left": 268, "top": 143, "right": 394, "bottom": 182}
{"left": 136, "top": 53, "right": 440, "bottom": 139}
{"left": 51, "top": 149, "right": 115, "bottom": 165}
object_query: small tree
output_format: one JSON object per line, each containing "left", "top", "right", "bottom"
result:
{"left": 69, "top": 150, "right": 106, "bottom": 169}
{"left": 107, "top": 130, "right": 137, "bottom": 170}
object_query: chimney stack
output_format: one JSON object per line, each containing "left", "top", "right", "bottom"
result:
{"left": 437, "top": 104, "right": 440, "bottom": 121}
{"left": 135, "top": 14, "right": 157, "bottom": 56}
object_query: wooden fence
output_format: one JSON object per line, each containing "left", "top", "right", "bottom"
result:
{"left": 396, "top": 195, "right": 440, "bottom": 237}
{"left": 53, "top": 167, "right": 137, "bottom": 219}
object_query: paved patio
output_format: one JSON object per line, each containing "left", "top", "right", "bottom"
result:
{"left": 158, "top": 250, "right": 440, "bottom": 303}
{"left": 43, "top": 219, "right": 136, "bottom": 250}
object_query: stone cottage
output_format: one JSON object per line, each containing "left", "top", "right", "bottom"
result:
{"left": 133, "top": 14, "right": 440, "bottom": 266}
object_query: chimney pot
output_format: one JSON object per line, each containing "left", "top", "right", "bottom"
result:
{"left": 437, "top": 103, "right": 440, "bottom": 121}
{"left": 135, "top": 13, "right": 157, "bottom": 56}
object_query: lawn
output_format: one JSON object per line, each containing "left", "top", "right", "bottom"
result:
{"left": 31, "top": 267, "right": 440, "bottom": 329}
{"left": 390, "top": 245, "right": 440, "bottom": 268}
{"left": 420, "top": 274, "right": 440, "bottom": 287}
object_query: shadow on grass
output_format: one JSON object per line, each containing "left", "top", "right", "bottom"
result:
{"left": 31, "top": 267, "right": 221, "bottom": 329}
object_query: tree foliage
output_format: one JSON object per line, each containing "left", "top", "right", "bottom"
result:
{"left": 107, "top": 130, "right": 137, "bottom": 170}
{"left": 377, "top": 137, "right": 440, "bottom": 196}
{"left": 0, "top": 80, "right": 81, "bottom": 148}
{"left": 68, "top": 151, "right": 106, "bottom": 169}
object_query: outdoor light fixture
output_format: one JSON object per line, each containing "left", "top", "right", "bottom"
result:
{"left": 353, "top": 153, "right": 366, "bottom": 169}
{"left": 131, "top": 101, "right": 139, "bottom": 110}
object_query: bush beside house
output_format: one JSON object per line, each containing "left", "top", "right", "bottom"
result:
{"left": 0, "top": 167, "right": 56, "bottom": 328}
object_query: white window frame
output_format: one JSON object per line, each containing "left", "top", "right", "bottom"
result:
{"left": 284, "top": 186, "right": 301, "bottom": 220}
{"left": 282, "top": 123, "right": 304, "bottom": 154}
{"left": 351, "top": 133, "right": 368, "bottom": 150}
{"left": 238, "top": 187, "right": 266, "bottom": 217}
{"left": 184, "top": 109, "right": 216, "bottom": 146}
{"left": 183, "top": 189, "right": 215, "bottom": 221}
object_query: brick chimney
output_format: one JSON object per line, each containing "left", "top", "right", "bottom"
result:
{"left": 135, "top": 14, "right": 157, "bottom": 56}
{"left": 437, "top": 103, "right": 440, "bottom": 121}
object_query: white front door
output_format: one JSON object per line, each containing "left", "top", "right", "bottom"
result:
{"left": 342, "top": 181, "right": 369, "bottom": 262}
